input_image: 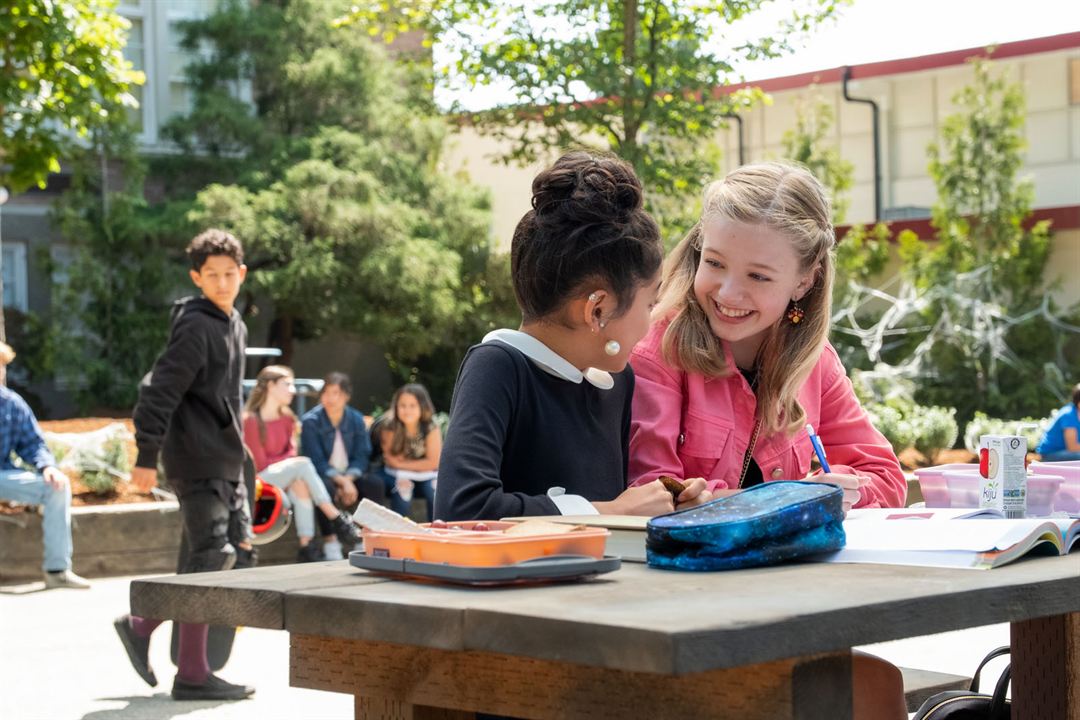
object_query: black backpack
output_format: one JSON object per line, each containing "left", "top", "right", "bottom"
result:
{"left": 913, "top": 646, "right": 1010, "bottom": 720}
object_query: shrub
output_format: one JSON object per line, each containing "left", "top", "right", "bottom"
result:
{"left": 910, "top": 406, "right": 959, "bottom": 464}
{"left": 42, "top": 423, "right": 132, "bottom": 496}
{"left": 962, "top": 412, "right": 1051, "bottom": 455}
{"left": 865, "top": 404, "right": 916, "bottom": 456}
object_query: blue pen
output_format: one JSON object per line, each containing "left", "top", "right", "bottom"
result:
{"left": 805, "top": 424, "right": 832, "bottom": 473}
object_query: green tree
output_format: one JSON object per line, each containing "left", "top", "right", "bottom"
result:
{"left": 49, "top": 133, "right": 180, "bottom": 412}
{"left": 892, "top": 57, "right": 1078, "bottom": 423}
{"left": 0, "top": 0, "right": 142, "bottom": 192}
{"left": 340, "top": 0, "right": 848, "bottom": 239}
{"left": 167, "top": 0, "right": 516, "bottom": 402}
{"left": 0, "top": 0, "right": 143, "bottom": 341}
{"left": 778, "top": 90, "right": 890, "bottom": 368}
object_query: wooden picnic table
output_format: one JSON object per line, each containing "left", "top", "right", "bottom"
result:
{"left": 131, "top": 556, "right": 1080, "bottom": 719}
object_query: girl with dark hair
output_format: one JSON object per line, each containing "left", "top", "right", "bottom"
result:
{"left": 300, "top": 372, "right": 383, "bottom": 560}
{"left": 243, "top": 365, "right": 360, "bottom": 561}
{"left": 377, "top": 383, "right": 441, "bottom": 520}
{"left": 434, "top": 151, "right": 710, "bottom": 522}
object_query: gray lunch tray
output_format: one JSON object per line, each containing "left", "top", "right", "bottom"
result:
{"left": 348, "top": 551, "right": 621, "bottom": 585}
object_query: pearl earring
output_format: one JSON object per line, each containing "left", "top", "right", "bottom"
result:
{"left": 589, "top": 292, "right": 600, "bottom": 302}
{"left": 604, "top": 340, "right": 621, "bottom": 356}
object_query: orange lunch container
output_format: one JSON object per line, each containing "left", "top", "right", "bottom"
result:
{"left": 362, "top": 521, "right": 609, "bottom": 567}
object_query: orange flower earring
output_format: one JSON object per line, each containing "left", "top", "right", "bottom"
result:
{"left": 786, "top": 300, "right": 805, "bottom": 325}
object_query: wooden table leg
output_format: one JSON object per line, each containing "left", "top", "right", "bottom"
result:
{"left": 355, "top": 696, "right": 473, "bottom": 720}
{"left": 1012, "top": 611, "right": 1080, "bottom": 720}
{"left": 290, "top": 634, "right": 853, "bottom": 720}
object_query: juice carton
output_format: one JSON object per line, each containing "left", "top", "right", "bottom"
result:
{"left": 979, "top": 434, "right": 1028, "bottom": 518}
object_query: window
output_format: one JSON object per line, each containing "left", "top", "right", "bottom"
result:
{"left": 122, "top": 17, "right": 146, "bottom": 133}
{"left": 166, "top": 18, "right": 202, "bottom": 118}
{"left": 1, "top": 242, "right": 28, "bottom": 312}
{"left": 169, "top": 81, "right": 191, "bottom": 117}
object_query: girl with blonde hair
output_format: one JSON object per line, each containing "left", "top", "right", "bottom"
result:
{"left": 629, "top": 163, "right": 909, "bottom": 719}
{"left": 243, "top": 365, "right": 359, "bottom": 561}
{"left": 629, "top": 162, "right": 906, "bottom": 511}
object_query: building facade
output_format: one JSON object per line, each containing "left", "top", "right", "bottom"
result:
{"left": 443, "top": 32, "right": 1080, "bottom": 305}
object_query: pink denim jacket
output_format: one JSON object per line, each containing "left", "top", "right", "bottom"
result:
{"left": 629, "top": 321, "right": 907, "bottom": 508}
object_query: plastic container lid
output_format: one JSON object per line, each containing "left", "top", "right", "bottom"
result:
{"left": 361, "top": 520, "right": 610, "bottom": 567}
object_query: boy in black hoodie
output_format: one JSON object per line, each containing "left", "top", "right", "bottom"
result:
{"left": 113, "top": 229, "right": 255, "bottom": 701}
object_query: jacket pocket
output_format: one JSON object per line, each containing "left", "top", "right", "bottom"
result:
{"left": 677, "top": 410, "right": 733, "bottom": 480}
{"left": 791, "top": 427, "right": 815, "bottom": 478}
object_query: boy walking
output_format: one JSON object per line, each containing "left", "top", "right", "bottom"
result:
{"left": 113, "top": 229, "right": 255, "bottom": 700}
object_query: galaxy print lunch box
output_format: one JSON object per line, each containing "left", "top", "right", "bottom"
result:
{"left": 646, "top": 481, "right": 846, "bottom": 571}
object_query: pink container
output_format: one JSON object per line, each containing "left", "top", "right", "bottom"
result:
{"left": 942, "top": 469, "right": 983, "bottom": 508}
{"left": 914, "top": 463, "right": 978, "bottom": 508}
{"left": 1030, "top": 461, "right": 1080, "bottom": 514}
{"left": 1025, "top": 474, "right": 1063, "bottom": 517}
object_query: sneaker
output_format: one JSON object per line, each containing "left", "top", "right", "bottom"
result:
{"left": 330, "top": 511, "right": 361, "bottom": 548}
{"left": 296, "top": 543, "right": 322, "bottom": 563}
{"left": 322, "top": 540, "right": 344, "bottom": 560}
{"left": 113, "top": 615, "right": 157, "bottom": 687}
{"left": 43, "top": 569, "right": 91, "bottom": 590}
{"left": 172, "top": 673, "right": 255, "bottom": 701}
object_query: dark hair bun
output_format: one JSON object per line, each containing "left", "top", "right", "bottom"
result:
{"left": 531, "top": 151, "right": 643, "bottom": 225}
{"left": 511, "top": 151, "right": 662, "bottom": 323}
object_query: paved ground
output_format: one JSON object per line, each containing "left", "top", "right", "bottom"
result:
{"left": 1, "top": 572, "right": 1009, "bottom": 720}
{"left": 0, "top": 574, "right": 351, "bottom": 720}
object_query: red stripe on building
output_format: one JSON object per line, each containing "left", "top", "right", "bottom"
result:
{"left": 721, "top": 31, "right": 1080, "bottom": 97}
{"left": 836, "top": 205, "right": 1080, "bottom": 241}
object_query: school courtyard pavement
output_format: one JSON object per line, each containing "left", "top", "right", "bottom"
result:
{"left": 1, "top": 572, "right": 1009, "bottom": 720}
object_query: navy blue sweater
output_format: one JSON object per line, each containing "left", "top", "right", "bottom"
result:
{"left": 433, "top": 342, "right": 633, "bottom": 521}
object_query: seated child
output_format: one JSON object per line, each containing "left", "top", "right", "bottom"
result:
{"left": 300, "top": 372, "right": 385, "bottom": 559}
{"left": 1036, "top": 383, "right": 1080, "bottom": 461}
{"left": 434, "top": 151, "right": 709, "bottom": 522}
{"left": 376, "top": 383, "right": 441, "bottom": 521}
{"left": 243, "top": 365, "right": 359, "bottom": 561}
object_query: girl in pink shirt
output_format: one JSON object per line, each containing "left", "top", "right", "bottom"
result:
{"left": 629, "top": 162, "right": 907, "bottom": 513}
{"left": 630, "top": 162, "right": 909, "bottom": 720}
{"left": 243, "top": 365, "right": 359, "bottom": 561}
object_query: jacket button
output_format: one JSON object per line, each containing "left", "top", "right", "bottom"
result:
{"left": 771, "top": 467, "right": 784, "bottom": 479}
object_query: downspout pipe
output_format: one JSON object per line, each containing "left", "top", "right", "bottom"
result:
{"left": 842, "top": 66, "right": 881, "bottom": 222}
{"left": 721, "top": 112, "right": 746, "bottom": 167}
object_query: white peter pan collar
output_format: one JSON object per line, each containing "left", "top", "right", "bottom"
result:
{"left": 483, "top": 329, "right": 614, "bottom": 390}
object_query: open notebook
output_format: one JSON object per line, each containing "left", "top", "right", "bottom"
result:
{"left": 821, "top": 508, "right": 1080, "bottom": 569}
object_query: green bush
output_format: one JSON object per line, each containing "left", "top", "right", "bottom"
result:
{"left": 42, "top": 424, "right": 132, "bottom": 496}
{"left": 865, "top": 404, "right": 916, "bottom": 456}
{"left": 910, "top": 406, "right": 959, "bottom": 464}
{"left": 77, "top": 437, "right": 129, "bottom": 495}
{"left": 962, "top": 412, "right": 1051, "bottom": 455}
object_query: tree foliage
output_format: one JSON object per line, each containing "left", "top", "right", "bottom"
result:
{"left": 49, "top": 135, "right": 181, "bottom": 412}
{"left": 779, "top": 90, "right": 854, "bottom": 222}
{"left": 169, "top": 0, "right": 515, "bottom": 400}
{"left": 341, "top": 0, "right": 848, "bottom": 238}
{"left": 777, "top": 89, "right": 889, "bottom": 364}
{"left": 0, "top": 0, "right": 142, "bottom": 193}
{"left": 892, "top": 57, "right": 1079, "bottom": 422}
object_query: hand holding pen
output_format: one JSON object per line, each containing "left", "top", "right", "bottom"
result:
{"left": 805, "top": 424, "right": 865, "bottom": 514}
